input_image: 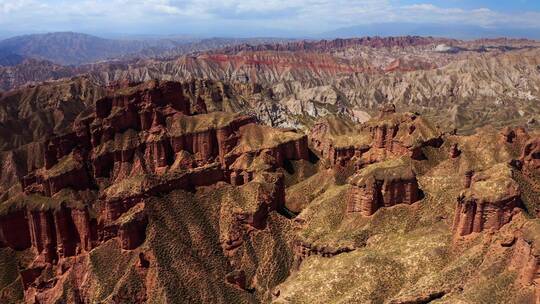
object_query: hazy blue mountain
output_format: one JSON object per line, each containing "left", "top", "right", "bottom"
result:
{"left": 0, "top": 32, "right": 186, "bottom": 65}
{"left": 320, "top": 23, "right": 540, "bottom": 40}
{"left": 0, "top": 52, "right": 26, "bottom": 66}
{"left": 0, "top": 32, "right": 296, "bottom": 66}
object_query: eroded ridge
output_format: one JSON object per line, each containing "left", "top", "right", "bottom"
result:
{"left": 0, "top": 80, "right": 310, "bottom": 303}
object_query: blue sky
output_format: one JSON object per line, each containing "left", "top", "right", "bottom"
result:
{"left": 1, "top": 0, "right": 540, "bottom": 38}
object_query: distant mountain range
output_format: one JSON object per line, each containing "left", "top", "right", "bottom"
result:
{"left": 0, "top": 32, "right": 292, "bottom": 65}
{"left": 320, "top": 23, "right": 540, "bottom": 40}
{"left": 0, "top": 32, "right": 179, "bottom": 65}
{"left": 0, "top": 52, "right": 25, "bottom": 66}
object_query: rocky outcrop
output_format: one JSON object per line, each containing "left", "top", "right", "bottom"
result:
{"left": 24, "top": 205, "right": 99, "bottom": 264}
{"left": 521, "top": 138, "right": 540, "bottom": 173}
{"left": 225, "top": 270, "right": 247, "bottom": 290}
{"left": 224, "top": 124, "right": 309, "bottom": 170}
{"left": 360, "top": 107, "right": 442, "bottom": 163}
{"left": 449, "top": 143, "right": 461, "bottom": 158}
{"left": 215, "top": 36, "right": 441, "bottom": 55}
{"left": 100, "top": 164, "right": 227, "bottom": 226}
{"left": 309, "top": 116, "right": 371, "bottom": 166}
{"left": 7, "top": 80, "right": 307, "bottom": 293}
{"left": 0, "top": 210, "right": 32, "bottom": 250}
{"left": 511, "top": 238, "right": 540, "bottom": 286}
{"left": 3, "top": 80, "right": 311, "bottom": 302}
{"left": 4, "top": 205, "right": 96, "bottom": 262}
{"left": 2, "top": 64, "right": 540, "bottom": 303}
{"left": 20, "top": 81, "right": 261, "bottom": 195}
{"left": 222, "top": 172, "right": 286, "bottom": 255}
{"left": 22, "top": 150, "right": 92, "bottom": 197}
{"left": 347, "top": 158, "right": 422, "bottom": 216}
{"left": 310, "top": 107, "right": 442, "bottom": 167}
{"left": 453, "top": 164, "right": 523, "bottom": 237}
{"left": 116, "top": 205, "right": 148, "bottom": 250}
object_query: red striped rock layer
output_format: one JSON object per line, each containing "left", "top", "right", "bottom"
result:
{"left": 452, "top": 167, "right": 523, "bottom": 237}
{"left": 11, "top": 80, "right": 309, "bottom": 266}
{"left": 309, "top": 107, "right": 442, "bottom": 168}
{"left": 222, "top": 172, "right": 286, "bottom": 255}
{"left": 346, "top": 169, "right": 421, "bottom": 216}
{"left": 510, "top": 237, "right": 540, "bottom": 302}
{"left": 521, "top": 138, "right": 540, "bottom": 173}
{"left": 0, "top": 206, "right": 98, "bottom": 263}
{"left": 453, "top": 194, "right": 521, "bottom": 237}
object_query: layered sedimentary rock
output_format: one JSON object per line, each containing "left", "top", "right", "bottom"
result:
{"left": 0, "top": 210, "right": 31, "bottom": 250}
{"left": 360, "top": 105, "right": 443, "bottom": 162}
{"left": 521, "top": 138, "right": 540, "bottom": 173}
{"left": 0, "top": 205, "right": 97, "bottom": 265}
{"left": 115, "top": 204, "right": 148, "bottom": 250}
{"left": 20, "top": 80, "right": 307, "bottom": 194}
{"left": 309, "top": 115, "right": 371, "bottom": 166}
{"left": 0, "top": 79, "right": 309, "bottom": 303}
{"left": 453, "top": 164, "right": 523, "bottom": 237}
{"left": 512, "top": 238, "right": 540, "bottom": 286}
{"left": 2, "top": 71, "right": 540, "bottom": 303}
{"left": 222, "top": 172, "right": 286, "bottom": 255}
{"left": 214, "top": 36, "right": 441, "bottom": 55}
{"left": 346, "top": 157, "right": 422, "bottom": 216}
{"left": 310, "top": 105, "right": 442, "bottom": 167}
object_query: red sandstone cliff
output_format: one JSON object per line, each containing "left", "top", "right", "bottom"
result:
{"left": 346, "top": 157, "right": 422, "bottom": 216}
{"left": 453, "top": 164, "right": 523, "bottom": 237}
{"left": 0, "top": 80, "right": 309, "bottom": 303}
{"left": 521, "top": 138, "right": 540, "bottom": 173}
{"left": 309, "top": 105, "right": 442, "bottom": 168}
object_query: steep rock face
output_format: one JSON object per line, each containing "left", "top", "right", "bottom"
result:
{"left": 347, "top": 157, "right": 422, "bottom": 216}
{"left": 20, "top": 80, "right": 262, "bottom": 193}
{"left": 0, "top": 78, "right": 106, "bottom": 157}
{"left": 115, "top": 204, "right": 148, "bottom": 250}
{"left": 503, "top": 221, "right": 540, "bottom": 302}
{"left": 309, "top": 115, "right": 371, "bottom": 166}
{"left": 79, "top": 43, "right": 540, "bottom": 131}
{"left": 359, "top": 106, "right": 442, "bottom": 163}
{"left": 521, "top": 138, "right": 540, "bottom": 173}
{"left": 26, "top": 205, "right": 98, "bottom": 264}
{"left": 0, "top": 78, "right": 264, "bottom": 191}
{"left": 5, "top": 38, "right": 540, "bottom": 133}
{"left": 309, "top": 106, "right": 442, "bottom": 167}
{"left": 273, "top": 122, "right": 540, "bottom": 303}
{"left": 0, "top": 151, "right": 23, "bottom": 192}
{"left": 222, "top": 172, "right": 286, "bottom": 255}
{"left": 511, "top": 238, "right": 540, "bottom": 289}
{"left": 1, "top": 73, "right": 540, "bottom": 303}
{"left": 0, "top": 58, "right": 78, "bottom": 91}
{"left": 22, "top": 151, "right": 92, "bottom": 197}
{"left": 453, "top": 164, "right": 523, "bottom": 237}
{"left": 0, "top": 210, "right": 31, "bottom": 250}
{"left": 0, "top": 79, "right": 311, "bottom": 303}
{"left": 224, "top": 123, "right": 309, "bottom": 170}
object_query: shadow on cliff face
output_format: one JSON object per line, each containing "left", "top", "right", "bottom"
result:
{"left": 308, "top": 149, "right": 320, "bottom": 164}
{"left": 283, "top": 159, "right": 295, "bottom": 175}
{"left": 283, "top": 148, "right": 320, "bottom": 176}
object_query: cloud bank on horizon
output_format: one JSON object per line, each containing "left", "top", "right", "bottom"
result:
{"left": 1, "top": 0, "right": 540, "bottom": 38}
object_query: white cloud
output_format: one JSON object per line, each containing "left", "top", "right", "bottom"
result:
{"left": 400, "top": 3, "right": 540, "bottom": 28}
{"left": 0, "top": 0, "right": 539, "bottom": 35}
